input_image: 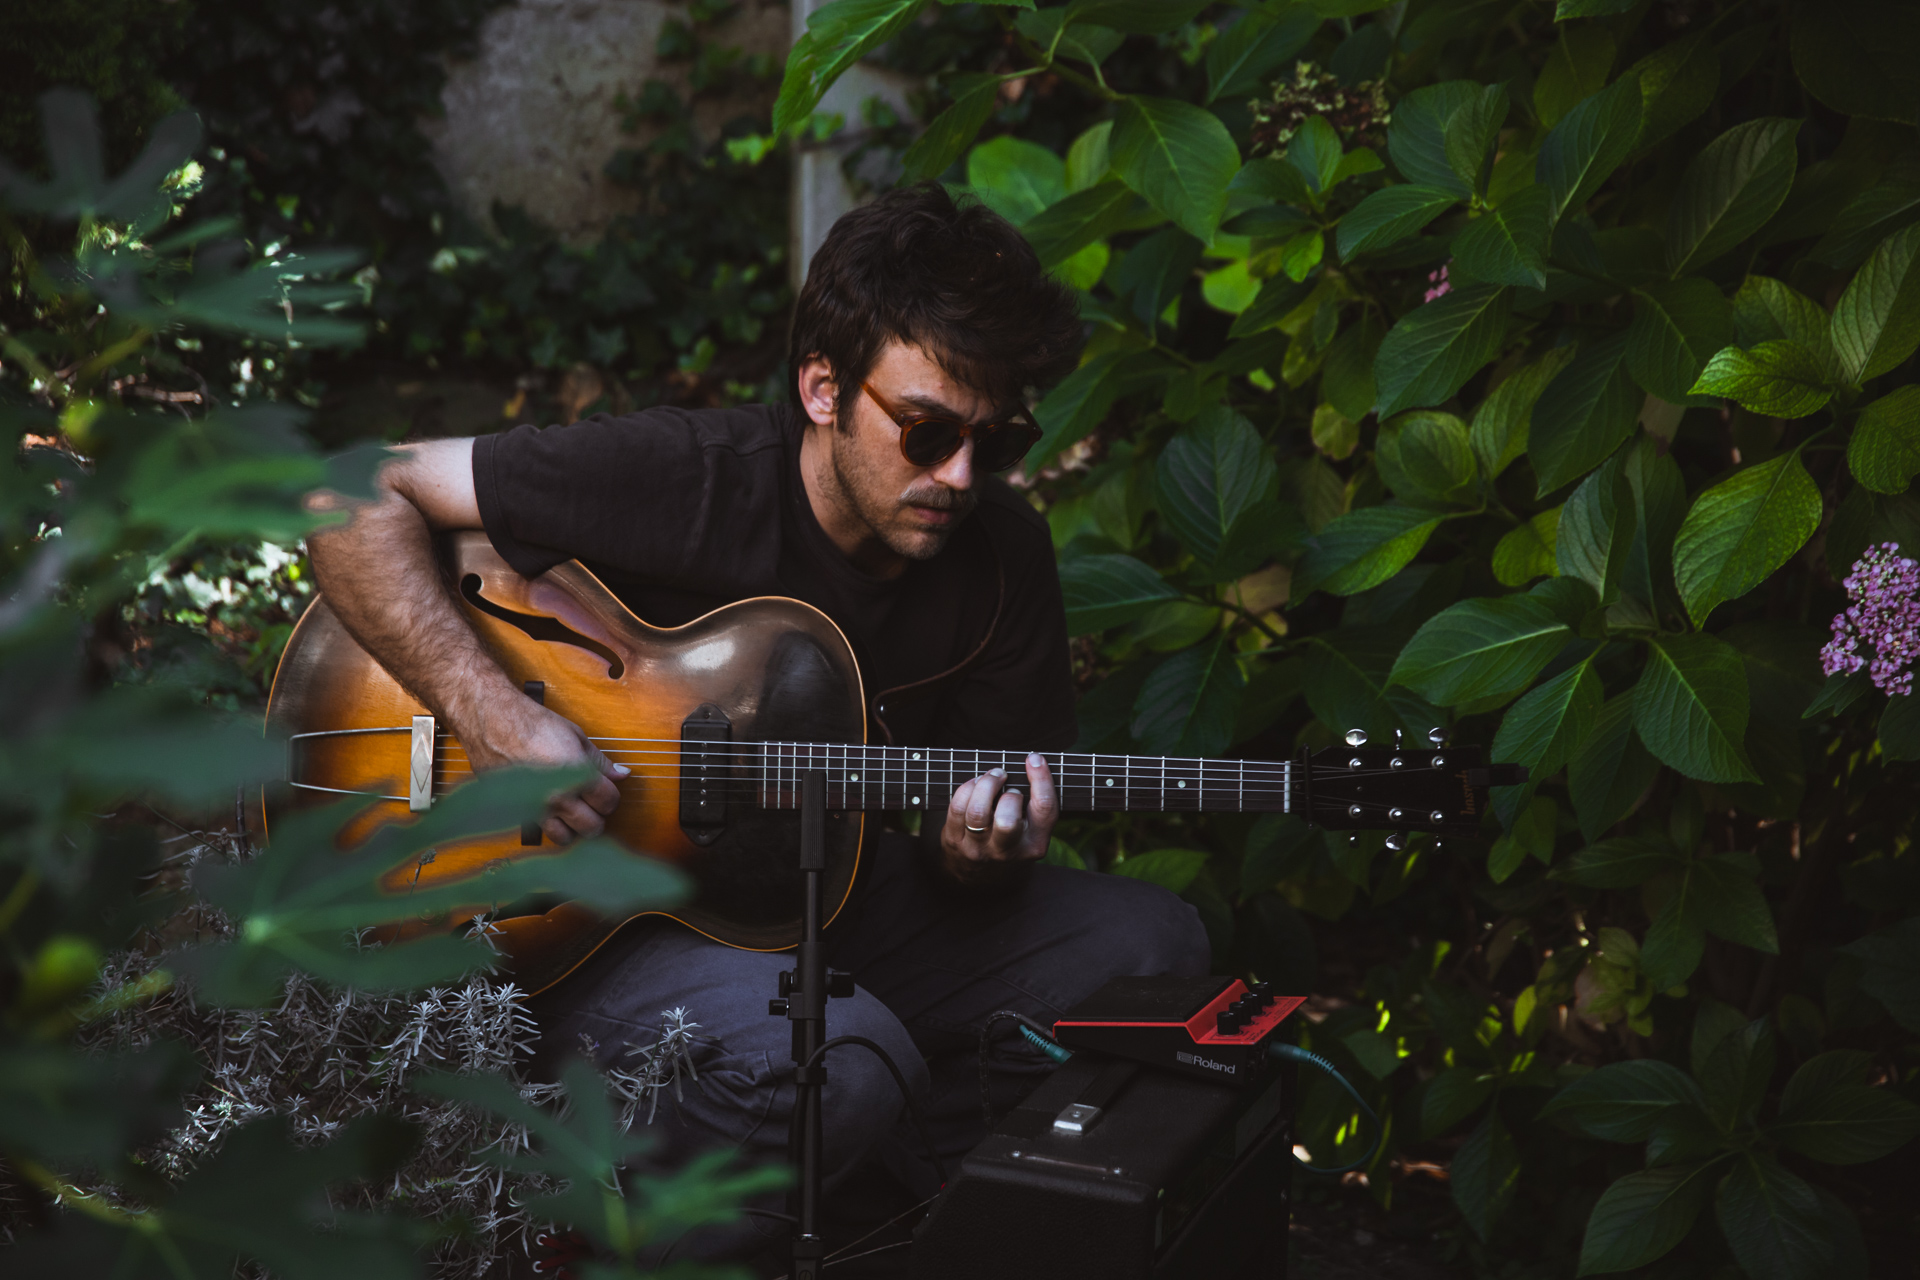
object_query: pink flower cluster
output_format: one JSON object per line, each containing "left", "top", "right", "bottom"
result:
{"left": 1822, "top": 542, "right": 1920, "bottom": 697}
{"left": 1423, "top": 262, "right": 1452, "bottom": 303}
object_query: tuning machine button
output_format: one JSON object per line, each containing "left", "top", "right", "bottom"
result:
{"left": 1388, "top": 807, "right": 1405, "bottom": 821}
{"left": 1429, "top": 810, "right": 1446, "bottom": 824}
{"left": 1344, "top": 729, "right": 1367, "bottom": 747}
{"left": 1385, "top": 831, "right": 1408, "bottom": 852}
{"left": 1432, "top": 755, "right": 1446, "bottom": 768}
{"left": 1349, "top": 756, "right": 1364, "bottom": 769}
{"left": 1347, "top": 804, "right": 1363, "bottom": 819}
{"left": 1427, "top": 727, "right": 1448, "bottom": 746}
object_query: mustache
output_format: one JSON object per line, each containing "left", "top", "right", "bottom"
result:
{"left": 901, "top": 484, "right": 976, "bottom": 513}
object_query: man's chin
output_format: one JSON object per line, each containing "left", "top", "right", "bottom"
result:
{"left": 884, "top": 525, "right": 957, "bottom": 561}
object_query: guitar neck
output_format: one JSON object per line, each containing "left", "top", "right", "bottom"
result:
{"left": 754, "top": 743, "right": 1293, "bottom": 815}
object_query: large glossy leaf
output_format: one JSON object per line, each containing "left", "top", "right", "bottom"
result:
{"left": 1451, "top": 187, "right": 1552, "bottom": 290}
{"left": 1014, "top": 8, "right": 1124, "bottom": 69}
{"left": 1492, "top": 509, "right": 1560, "bottom": 585}
{"left": 1374, "top": 284, "right": 1512, "bottom": 418}
{"left": 1672, "top": 452, "right": 1823, "bottom": 628}
{"left": 1715, "top": 1156, "right": 1858, "bottom": 1280}
{"left": 1110, "top": 847, "right": 1211, "bottom": 893}
{"left": 1689, "top": 341, "right": 1836, "bottom": 417}
{"left": 1335, "top": 185, "right": 1458, "bottom": 260}
{"left": 1542, "top": 1060, "right": 1708, "bottom": 1141}
{"left": 0, "top": 90, "right": 202, "bottom": 224}
{"left": 1530, "top": 330, "right": 1639, "bottom": 495}
{"left": 1831, "top": 222, "right": 1920, "bottom": 382}
{"left": 1534, "top": 22, "right": 1615, "bottom": 128}
{"left": 1537, "top": 76, "right": 1643, "bottom": 219}
{"left": 1626, "top": 278, "right": 1734, "bottom": 405}
{"left": 1471, "top": 344, "right": 1579, "bottom": 479}
{"left": 1065, "top": 0, "right": 1210, "bottom": 35}
{"left": 966, "top": 134, "right": 1066, "bottom": 225}
{"left": 1111, "top": 96, "right": 1240, "bottom": 243}
{"left": 1226, "top": 273, "right": 1313, "bottom": 340}
{"left": 1423, "top": 1066, "right": 1495, "bottom": 1137}
{"left": 1770, "top": 1050, "right": 1920, "bottom": 1165}
{"left": 1389, "top": 82, "right": 1481, "bottom": 198}
{"left": 1206, "top": 7, "right": 1319, "bottom": 104}
{"left": 1731, "top": 276, "right": 1840, "bottom": 376}
{"left": 1665, "top": 119, "right": 1802, "bottom": 276}
{"left": 1576, "top": 1162, "right": 1723, "bottom": 1276}
{"left": 1493, "top": 659, "right": 1602, "bottom": 778}
{"left": 1295, "top": 505, "right": 1446, "bottom": 598}
{"left": 1847, "top": 386, "right": 1920, "bottom": 493}
{"left": 1322, "top": 310, "right": 1385, "bottom": 420}
{"left": 1113, "top": 226, "right": 1204, "bottom": 330}
{"left": 1443, "top": 83, "right": 1510, "bottom": 196}
{"left": 1131, "top": 636, "right": 1245, "bottom": 756}
{"left": 1552, "top": 836, "right": 1681, "bottom": 888}
{"left": 774, "top": 0, "right": 928, "bottom": 135}
{"left": 1451, "top": 1109, "right": 1520, "bottom": 1242}
{"left": 1633, "top": 633, "right": 1758, "bottom": 783}
{"left": 1058, "top": 553, "right": 1180, "bottom": 633}
{"left": 1629, "top": 31, "right": 1718, "bottom": 153}
{"left": 1841, "top": 918, "right": 1920, "bottom": 1032}
{"left": 1568, "top": 694, "right": 1659, "bottom": 839}
{"left": 1375, "top": 410, "right": 1475, "bottom": 507}
{"left": 901, "top": 75, "right": 1001, "bottom": 182}
{"left": 1022, "top": 180, "right": 1146, "bottom": 269}
{"left": 1556, "top": 450, "right": 1633, "bottom": 602}
{"left": 1789, "top": 0, "right": 1920, "bottom": 127}
{"left": 1390, "top": 594, "right": 1572, "bottom": 708}
{"left": 1155, "top": 406, "right": 1275, "bottom": 565}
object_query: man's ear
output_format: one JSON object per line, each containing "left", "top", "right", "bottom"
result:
{"left": 796, "top": 357, "right": 837, "bottom": 429}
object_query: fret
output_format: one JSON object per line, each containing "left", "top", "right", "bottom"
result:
{"left": 1237, "top": 759, "right": 1244, "bottom": 812}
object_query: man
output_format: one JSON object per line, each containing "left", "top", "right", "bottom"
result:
{"left": 308, "top": 184, "right": 1208, "bottom": 1260}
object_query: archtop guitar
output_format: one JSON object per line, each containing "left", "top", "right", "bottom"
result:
{"left": 266, "top": 532, "right": 1525, "bottom": 993}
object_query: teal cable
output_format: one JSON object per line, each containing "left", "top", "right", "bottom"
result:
{"left": 1270, "top": 1042, "right": 1382, "bottom": 1175}
{"left": 1018, "top": 1022, "right": 1073, "bottom": 1064}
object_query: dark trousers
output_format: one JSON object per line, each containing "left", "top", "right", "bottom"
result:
{"left": 527, "top": 833, "right": 1211, "bottom": 1259}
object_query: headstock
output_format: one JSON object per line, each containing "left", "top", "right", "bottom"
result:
{"left": 1304, "top": 727, "right": 1528, "bottom": 838}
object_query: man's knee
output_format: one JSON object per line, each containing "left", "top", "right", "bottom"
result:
{"left": 1045, "top": 865, "right": 1212, "bottom": 978}
{"left": 815, "top": 989, "right": 927, "bottom": 1176}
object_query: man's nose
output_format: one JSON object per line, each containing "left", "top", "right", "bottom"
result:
{"left": 928, "top": 434, "right": 975, "bottom": 490}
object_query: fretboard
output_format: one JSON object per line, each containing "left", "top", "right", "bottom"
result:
{"left": 753, "top": 743, "right": 1293, "bottom": 815}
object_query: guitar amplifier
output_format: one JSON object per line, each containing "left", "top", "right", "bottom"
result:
{"left": 909, "top": 1033, "right": 1293, "bottom": 1279}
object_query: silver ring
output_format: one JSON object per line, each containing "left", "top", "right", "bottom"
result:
{"left": 965, "top": 824, "right": 990, "bottom": 833}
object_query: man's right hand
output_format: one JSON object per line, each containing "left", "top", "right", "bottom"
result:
{"left": 462, "top": 695, "right": 629, "bottom": 845}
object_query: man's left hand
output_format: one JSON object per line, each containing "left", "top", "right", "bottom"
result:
{"left": 938, "top": 753, "right": 1057, "bottom": 884}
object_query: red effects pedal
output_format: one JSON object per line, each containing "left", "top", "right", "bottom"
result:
{"left": 1051, "top": 975, "right": 1306, "bottom": 1084}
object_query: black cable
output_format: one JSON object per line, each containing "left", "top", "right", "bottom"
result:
{"left": 977, "top": 1009, "right": 1061, "bottom": 1127}
{"left": 800, "top": 1035, "right": 948, "bottom": 1186}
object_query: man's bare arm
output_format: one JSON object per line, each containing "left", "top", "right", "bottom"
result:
{"left": 305, "top": 439, "right": 624, "bottom": 843}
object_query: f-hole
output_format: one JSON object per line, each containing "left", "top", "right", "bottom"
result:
{"left": 460, "top": 574, "right": 626, "bottom": 678}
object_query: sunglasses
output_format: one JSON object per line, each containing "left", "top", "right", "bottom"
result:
{"left": 861, "top": 382, "right": 1042, "bottom": 474}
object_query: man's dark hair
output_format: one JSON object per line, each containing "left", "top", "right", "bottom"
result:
{"left": 788, "top": 183, "right": 1083, "bottom": 426}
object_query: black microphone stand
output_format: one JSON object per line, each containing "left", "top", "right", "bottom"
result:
{"left": 768, "top": 768, "right": 847, "bottom": 1280}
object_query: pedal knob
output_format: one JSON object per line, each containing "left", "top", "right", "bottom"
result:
{"left": 1217, "top": 1010, "right": 1241, "bottom": 1035}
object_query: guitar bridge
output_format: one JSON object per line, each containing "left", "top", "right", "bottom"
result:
{"left": 679, "top": 704, "right": 732, "bottom": 845}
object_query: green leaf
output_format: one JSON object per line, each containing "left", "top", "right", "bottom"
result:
{"left": 1789, "top": 0, "right": 1920, "bottom": 127}
{"left": 1334, "top": 185, "right": 1459, "bottom": 261}
{"left": 1390, "top": 82, "right": 1480, "bottom": 199}
{"left": 1493, "top": 509, "right": 1561, "bottom": 586}
{"left": 1831, "top": 223, "right": 1920, "bottom": 382}
{"left": 1811, "top": 158, "right": 1920, "bottom": 270}
{"left": 1840, "top": 917, "right": 1920, "bottom": 1032}
{"left": 1322, "top": 310, "right": 1385, "bottom": 420}
{"left": 1542, "top": 1060, "right": 1709, "bottom": 1141}
{"left": 1376, "top": 410, "right": 1475, "bottom": 507}
{"left": 1155, "top": 406, "right": 1276, "bottom": 565}
{"left": 1630, "top": 31, "right": 1719, "bottom": 153}
{"left": 1848, "top": 386, "right": 1920, "bottom": 493}
{"left": 1689, "top": 853, "right": 1780, "bottom": 952}
{"left": 967, "top": 134, "right": 1066, "bottom": 225}
{"left": 1883, "top": 689, "right": 1920, "bottom": 761}
{"left": 1569, "top": 694, "right": 1660, "bottom": 839}
{"left": 1771, "top": 1050, "right": 1920, "bottom": 1165}
{"left": 1535, "top": 23, "right": 1615, "bottom": 130}
{"left": 901, "top": 75, "right": 1000, "bottom": 182}
{"left": 1276, "top": 229, "right": 1325, "bottom": 282}
{"left": 1230, "top": 155, "right": 1316, "bottom": 209}
{"left": 1374, "top": 284, "right": 1512, "bottom": 418}
{"left": 1227, "top": 272, "right": 1313, "bottom": 340}
{"left": 1531, "top": 330, "right": 1640, "bottom": 495}
{"left": 1423, "top": 1066, "right": 1495, "bottom": 1137}
{"left": 1556, "top": 450, "right": 1633, "bottom": 603}
{"left": 1286, "top": 116, "right": 1344, "bottom": 196}
{"left": 1302, "top": 630, "right": 1404, "bottom": 747}
{"left": 1732, "top": 276, "right": 1841, "bottom": 378}
{"left": 1444, "top": 83, "right": 1510, "bottom": 197}
{"left": 1111, "top": 96, "right": 1241, "bottom": 244}
{"left": 1576, "top": 1163, "right": 1721, "bottom": 1276}
{"left": 1627, "top": 278, "right": 1735, "bottom": 405}
{"left": 1642, "top": 895, "right": 1708, "bottom": 994}
{"left": 1064, "top": 0, "right": 1210, "bottom": 35}
{"left": 1114, "top": 226, "right": 1204, "bottom": 330}
{"left": 1494, "top": 659, "right": 1602, "bottom": 778}
{"left": 1132, "top": 636, "right": 1246, "bottom": 757}
{"left": 1665, "top": 119, "right": 1802, "bottom": 276}
{"left": 1206, "top": 7, "right": 1320, "bottom": 104}
{"left": 1058, "top": 553, "right": 1180, "bottom": 633}
{"left": 1452, "top": 1109, "right": 1520, "bottom": 1242}
{"left": 1554, "top": 835, "right": 1684, "bottom": 889}
{"left": 1111, "top": 847, "right": 1212, "bottom": 893}
{"left": 774, "top": 0, "right": 928, "bottom": 136}
{"left": 1028, "top": 348, "right": 1160, "bottom": 475}
{"left": 1556, "top": 0, "right": 1637, "bottom": 13}
{"left": 1296, "top": 505, "right": 1445, "bottom": 598}
{"left": 1689, "top": 341, "right": 1835, "bottom": 418}
{"left": 1673, "top": 452, "right": 1824, "bottom": 628}
{"left": 1537, "top": 76, "right": 1643, "bottom": 219}
{"left": 1452, "top": 187, "right": 1552, "bottom": 290}
{"left": 1065, "top": 121, "right": 1113, "bottom": 192}
{"left": 1022, "top": 180, "right": 1146, "bottom": 269}
{"left": 1014, "top": 8, "right": 1124, "bottom": 68}
{"left": 1472, "top": 345, "right": 1579, "bottom": 480}
{"left": 1715, "top": 1156, "right": 1858, "bottom": 1280}
{"left": 1390, "top": 595, "right": 1572, "bottom": 708}
{"left": 1633, "top": 633, "right": 1758, "bottom": 783}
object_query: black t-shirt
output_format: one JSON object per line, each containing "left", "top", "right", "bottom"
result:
{"left": 471, "top": 402, "right": 1076, "bottom": 754}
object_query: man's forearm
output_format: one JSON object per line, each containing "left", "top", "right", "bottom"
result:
{"left": 306, "top": 476, "right": 519, "bottom": 745}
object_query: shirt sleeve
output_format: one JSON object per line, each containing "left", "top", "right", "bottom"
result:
{"left": 471, "top": 406, "right": 785, "bottom": 590}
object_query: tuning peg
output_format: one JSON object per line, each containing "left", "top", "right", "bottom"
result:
{"left": 1427, "top": 727, "right": 1447, "bottom": 746}
{"left": 1385, "top": 831, "right": 1408, "bottom": 852}
{"left": 1345, "top": 729, "right": 1368, "bottom": 747}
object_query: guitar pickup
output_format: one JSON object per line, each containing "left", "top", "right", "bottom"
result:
{"left": 679, "top": 704, "right": 731, "bottom": 846}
